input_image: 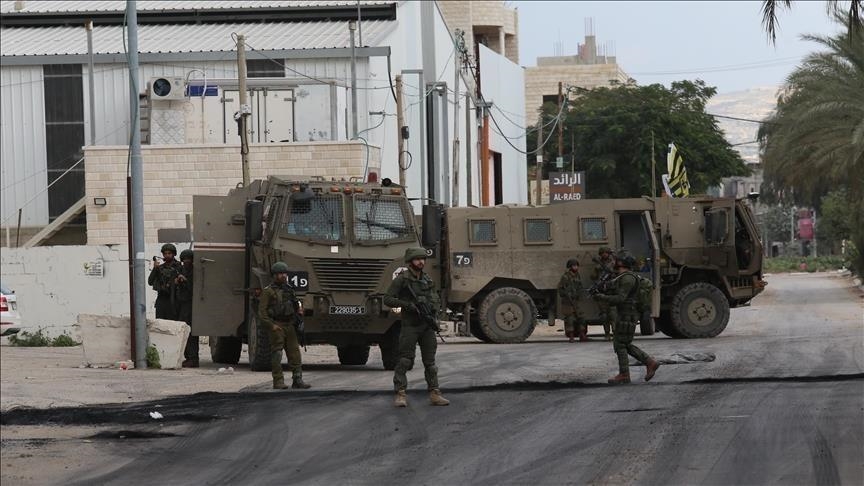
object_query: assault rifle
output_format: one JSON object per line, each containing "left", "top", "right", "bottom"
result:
{"left": 588, "top": 257, "right": 616, "bottom": 297}
{"left": 405, "top": 282, "right": 445, "bottom": 343}
{"left": 294, "top": 312, "right": 307, "bottom": 351}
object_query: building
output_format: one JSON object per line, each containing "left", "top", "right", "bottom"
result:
{"left": 437, "top": 0, "right": 519, "bottom": 64}
{"left": 0, "top": 0, "right": 527, "bottom": 245}
{"left": 524, "top": 24, "right": 629, "bottom": 119}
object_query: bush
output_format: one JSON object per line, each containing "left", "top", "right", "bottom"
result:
{"left": 764, "top": 255, "right": 849, "bottom": 273}
{"left": 8, "top": 329, "right": 80, "bottom": 347}
{"left": 146, "top": 344, "right": 161, "bottom": 369}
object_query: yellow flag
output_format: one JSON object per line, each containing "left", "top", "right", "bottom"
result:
{"left": 665, "top": 143, "right": 690, "bottom": 197}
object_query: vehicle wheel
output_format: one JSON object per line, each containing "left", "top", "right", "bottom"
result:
{"left": 338, "top": 345, "right": 371, "bottom": 366}
{"left": 209, "top": 336, "right": 242, "bottom": 364}
{"left": 470, "top": 320, "right": 493, "bottom": 343}
{"left": 379, "top": 323, "right": 400, "bottom": 370}
{"left": 477, "top": 287, "right": 537, "bottom": 343}
{"left": 655, "top": 311, "right": 684, "bottom": 338}
{"left": 669, "top": 283, "right": 730, "bottom": 338}
{"left": 247, "top": 311, "right": 272, "bottom": 372}
{"left": 639, "top": 310, "right": 656, "bottom": 336}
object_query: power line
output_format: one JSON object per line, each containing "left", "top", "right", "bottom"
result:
{"left": 629, "top": 56, "right": 802, "bottom": 75}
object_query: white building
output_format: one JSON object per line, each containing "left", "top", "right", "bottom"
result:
{"left": 0, "top": 0, "right": 526, "bottom": 245}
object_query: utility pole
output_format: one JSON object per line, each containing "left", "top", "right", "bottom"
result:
{"left": 557, "top": 81, "right": 564, "bottom": 161}
{"left": 535, "top": 113, "right": 543, "bottom": 206}
{"left": 651, "top": 130, "right": 656, "bottom": 197}
{"left": 349, "top": 21, "right": 358, "bottom": 138}
{"left": 85, "top": 20, "right": 96, "bottom": 145}
{"left": 236, "top": 34, "right": 250, "bottom": 186}
{"left": 395, "top": 74, "right": 406, "bottom": 187}
{"left": 812, "top": 208, "right": 818, "bottom": 257}
{"left": 452, "top": 29, "right": 465, "bottom": 207}
{"left": 126, "top": 0, "right": 147, "bottom": 369}
{"left": 465, "top": 92, "right": 473, "bottom": 206}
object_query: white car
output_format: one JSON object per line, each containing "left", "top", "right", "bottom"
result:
{"left": 1, "top": 283, "right": 21, "bottom": 337}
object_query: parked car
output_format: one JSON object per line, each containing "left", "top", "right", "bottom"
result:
{"left": 1, "top": 283, "right": 21, "bottom": 337}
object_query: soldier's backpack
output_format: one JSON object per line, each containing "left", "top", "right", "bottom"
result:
{"left": 627, "top": 273, "right": 654, "bottom": 314}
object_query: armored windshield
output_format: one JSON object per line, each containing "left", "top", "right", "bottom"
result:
{"left": 281, "top": 193, "right": 343, "bottom": 242}
{"left": 353, "top": 195, "right": 414, "bottom": 243}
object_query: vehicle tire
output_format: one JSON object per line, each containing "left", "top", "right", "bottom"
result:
{"left": 470, "top": 320, "right": 493, "bottom": 343}
{"left": 655, "top": 311, "right": 684, "bottom": 338}
{"left": 379, "top": 323, "right": 400, "bottom": 370}
{"left": 247, "top": 311, "right": 272, "bottom": 372}
{"left": 477, "top": 287, "right": 537, "bottom": 343}
{"left": 209, "top": 336, "right": 242, "bottom": 364}
{"left": 639, "top": 310, "right": 656, "bottom": 336}
{"left": 669, "top": 283, "right": 730, "bottom": 338}
{"left": 338, "top": 345, "right": 371, "bottom": 366}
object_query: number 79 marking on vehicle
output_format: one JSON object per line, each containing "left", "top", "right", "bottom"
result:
{"left": 453, "top": 252, "right": 473, "bottom": 267}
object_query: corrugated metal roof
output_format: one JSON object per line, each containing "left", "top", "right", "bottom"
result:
{"left": 0, "top": 19, "right": 395, "bottom": 56}
{"left": 0, "top": 1, "right": 395, "bottom": 14}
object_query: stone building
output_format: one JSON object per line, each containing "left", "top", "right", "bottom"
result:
{"left": 437, "top": 0, "right": 519, "bottom": 65}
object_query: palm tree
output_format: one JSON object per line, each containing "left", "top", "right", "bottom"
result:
{"left": 758, "top": 24, "right": 864, "bottom": 270}
{"left": 761, "top": 0, "right": 863, "bottom": 44}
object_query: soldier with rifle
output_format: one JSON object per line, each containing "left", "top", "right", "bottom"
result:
{"left": 591, "top": 247, "right": 617, "bottom": 341}
{"left": 259, "top": 261, "right": 311, "bottom": 390}
{"left": 384, "top": 248, "right": 450, "bottom": 408}
{"left": 147, "top": 243, "right": 183, "bottom": 320}
{"left": 557, "top": 258, "right": 588, "bottom": 342}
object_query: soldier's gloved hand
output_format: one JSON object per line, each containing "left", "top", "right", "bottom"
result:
{"left": 405, "top": 303, "right": 418, "bottom": 314}
{"left": 272, "top": 324, "right": 280, "bottom": 332}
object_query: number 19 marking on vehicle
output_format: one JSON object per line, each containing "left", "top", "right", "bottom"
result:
{"left": 453, "top": 253, "right": 473, "bottom": 267}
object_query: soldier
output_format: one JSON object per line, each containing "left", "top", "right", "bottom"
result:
{"left": 147, "top": 243, "right": 183, "bottom": 320}
{"left": 259, "top": 261, "right": 311, "bottom": 390}
{"left": 591, "top": 246, "right": 617, "bottom": 341}
{"left": 384, "top": 248, "right": 449, "bottom": 408}
{"left": 593, "top": 254, "right": 660, "bottom": 384}
{"left": 557, "top": 258, "right": 588, "bottom": 343}
{"left": 176, "top": 249, "right": 198, "bottom": 368}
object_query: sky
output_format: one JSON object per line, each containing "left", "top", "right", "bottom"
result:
{"left": 513, "top": 0, "right": 842, "bottom": 93}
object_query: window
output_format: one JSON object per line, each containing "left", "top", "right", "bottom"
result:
{"left": 469, "top": 219, "right": 497, "bottom": 245}
{"left": 281, "top": 194, "right": 343, "bottom": 242}
{"left": 247, "top": 59, "right": 285, "bottom": 78}
{"left": 524, "top": 218, "right": 552, "bottom": 244}
{"left": 580, "top": 217, "right": 607, "bottom": 242}
{"left": 44, "top": 64, "right": 85, "bottom": 222}
{"left": 353, "top": 196, "right": 413, "bottom": 242}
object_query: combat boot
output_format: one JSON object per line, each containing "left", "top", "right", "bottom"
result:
{"left": 644, "top": 359, "right": 660, "bottom": 382}
{"left": 578, "top": 329, "right": 590, "bottom": 342}
{"left": 292, "top": 378, "right": 311, "bottom": 389}
{"left": 273, "top": 379, "right": 290, "bottom": 390}
{"left": 429, "top": 389, "right": 450, "bottom": 406}
{"left": 566, "top": 331, "right": 575, "bottom": 343}
{"left": 607, "top": 373, "right": 631, "bottom": 385}
{"left": 182, "top": 359, "right": 199, "bottom": 368}
{"left": 394, "top": 390, "right": 408, "bottom": 408}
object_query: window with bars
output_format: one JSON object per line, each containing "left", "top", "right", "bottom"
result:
{"left": 281, "top": 194, "right": 343, "bottom": 242}
{"left": 43, "top": 64, "right": 85, "bottom": 222}
{"left": 580, "top": 217, "right": 607, "bottom": 242}
{"left": 469, "top": 219, "right": 497, "bottom": 245}
{"left": 353, "top": 196, "right": 413, "bottom": 242}
{"left": 524, "top": 218, "right": 552, "bottom": 244}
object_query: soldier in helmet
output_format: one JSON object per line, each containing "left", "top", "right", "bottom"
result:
{"left": 557, "top": 258, "right": 588, "bottom": 342}
{"left": 259, "top": 261, "right": 311, "bottom": 390}
{"left": 384, "top": 247, "right": 449, "bottom": 408}
{"left": 591, "top": 246, "right": 617, "bottom": 341}
{"left": 176, "top": 249, "right": 198, "bottom": 368}
{"left": 147, "top": 243, "right": 183, "bottom": 320}
{"left": 593, "top": 253, "right": 660, "bottom": 384}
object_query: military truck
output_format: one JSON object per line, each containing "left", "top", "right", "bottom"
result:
{"left": 192, "top": 176, "right": 420, "bottom": 371}
{"left": 425, "top": 195, "right": 766, "bottom": 343}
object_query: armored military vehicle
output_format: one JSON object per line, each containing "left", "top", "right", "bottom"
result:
{"left": 423, "top": 195, "right": 766, "bottom": 343}
{"left": 192, "top": 176, "right": 420, "bottom": 371}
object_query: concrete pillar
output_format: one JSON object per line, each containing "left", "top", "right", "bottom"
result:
{"left": 499, "top": 27, "right": 506, "bottom": 58}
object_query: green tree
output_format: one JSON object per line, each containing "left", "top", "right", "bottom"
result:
{"left": 758, "top": 25, "right": 864, "bottom": 272}
{"left": 761, "top": 0, "right": 863, "bottom": 44}
{"left": 526, "top": 80, "right": 749, "bottom": 199}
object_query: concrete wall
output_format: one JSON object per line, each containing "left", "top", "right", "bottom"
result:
{"left": 524, "top": 63, "right": 630, "bottom": 118}
{"left": 84, "top": 141, "right": 380, "bottom": 245}
{"left": 0, "top": 243, "right": 187, "bottom": 339}
{"left": 438, "top": 0, "right": 519, "bottom": 64}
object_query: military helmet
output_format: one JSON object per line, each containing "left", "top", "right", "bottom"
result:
{"left": 271, "top": 261, "right": 290, "bottom": 274}
{"left": 566, "top": 258, "right": 579, "bottom": 268}
{"left": 179, "top": 249, "right": 193, "bottom": 261}
{"left": 598, "top": 246, "right": 612, "bottom": 255}
{"left": 404, "top": 247, "right": 428, "bottom": 263}
{"left": 161, "top": 243, "right": 177, "bottom": 254}
{"left": 616, "top": 255, "right": 637, "bottom": 269}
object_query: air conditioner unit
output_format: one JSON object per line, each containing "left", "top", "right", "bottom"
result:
{"left": 148, "top": 76, "right": 186, "bottom": 101}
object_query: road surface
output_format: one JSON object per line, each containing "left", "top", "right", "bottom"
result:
{"left": 2, "top": 272, "right": 862, "bottom": 485}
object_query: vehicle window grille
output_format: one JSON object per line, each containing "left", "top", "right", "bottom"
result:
{"left": 525, "top": 219, "right": 552, "bottom": 243}
{"left": 580, "top": 217, "right": 607, "bottom": 241}
{"left": 470, "top": 220, "right": 497, "bottom": 243}
{"left": 282, "top": 194, "right": 343, "bottom": 241}
{"left": 353, "top": 196, "right": 412, "bottom": 241}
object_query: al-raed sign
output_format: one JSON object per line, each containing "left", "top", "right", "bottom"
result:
{"left": 549, "top": 171, "right": 586, "bottom": 204}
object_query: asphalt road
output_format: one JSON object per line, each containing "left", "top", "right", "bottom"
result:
{"left": 2, "top": 273, "right": 863, "bottom": 485}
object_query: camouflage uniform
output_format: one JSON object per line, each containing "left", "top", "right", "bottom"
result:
{"left": 557, "top": 268, "right": 586, "bottom": 342}
{"left": 594, "top": 264, "right": 658, "bottom": 383}
{"left": 591, "top": 251, "right": 617, "bottom": 340}
{"left": 147, "top": 245, "right": 183, "bottom": 320}
{"left": 176, "top": 250, "right": 198, "bottom": 365}
{"left": 258, "top": 277, "right": 307, "bottom": 388}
